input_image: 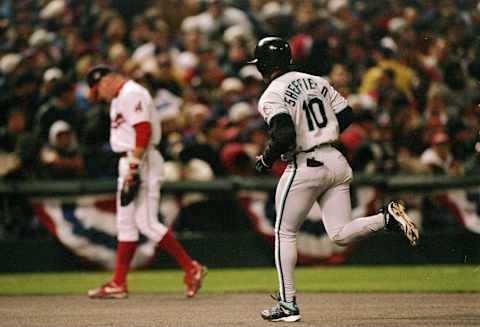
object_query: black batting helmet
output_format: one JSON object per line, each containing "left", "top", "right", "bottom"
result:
{"left": 248, "top": 37, "right": 292, "bottom": 76}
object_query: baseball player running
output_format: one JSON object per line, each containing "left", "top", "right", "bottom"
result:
{"left": 85, "top": 65, "right": 207, "bottom": 299}
{"left": 250, "top": 37, "right": 420, "bottom": 322}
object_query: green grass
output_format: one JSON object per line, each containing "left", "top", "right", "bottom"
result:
{"left": 0, "top": 266, "right": 478, "bottom": 295}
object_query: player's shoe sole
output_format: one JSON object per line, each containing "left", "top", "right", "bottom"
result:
{"left": 262, "top": 314, "right": 301, "bottom": 322}
{"left": 88, "top": 292, "right": 128, "bottom": 299}
{"left": 387, "top": 201, "right": 420, "bottom": 246}
{"left": 88, "top": 282, "right": 128, "bottom": 299}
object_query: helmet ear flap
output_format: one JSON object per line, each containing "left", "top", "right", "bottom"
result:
{"left": 249, "top": 37, "right": 292, "bottom": 77}
{"left": 256, "top": 61, "right": 270, "bottom": 76}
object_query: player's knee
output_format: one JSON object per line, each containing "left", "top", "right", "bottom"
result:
{"left": 276, "top": 227, "right": 296, "bottom": 239}
{"left": 330, "top": 233, "right": 349, "bottom": 246}
{"left": 117, "top": 227, "right": 139, "bottom": 242}
{"left": 136, "top": 222, "right": 162, "bottom": 242}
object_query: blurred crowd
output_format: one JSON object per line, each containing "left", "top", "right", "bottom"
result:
{"left": 1, "top": 0, "right": 480, "bottom": 183}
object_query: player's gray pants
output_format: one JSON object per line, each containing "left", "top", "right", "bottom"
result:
{"left": 274, "top": 146, "right": 385, "bottom": 302}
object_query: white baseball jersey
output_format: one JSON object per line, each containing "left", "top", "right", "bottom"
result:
{"left": 258, "top": 71, "right": 348, "bottom": 151}
{"left": 110, "top": 80, "right": 167, "bottom": 243}
{"left": 110, "top": 80, "right": 161, "bottom": 153}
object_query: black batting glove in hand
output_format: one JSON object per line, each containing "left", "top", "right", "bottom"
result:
{"left": 255, "top": 155, "right": 271, "bottom": 175}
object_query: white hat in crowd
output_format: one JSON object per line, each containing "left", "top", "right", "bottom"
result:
{"left": 327, "top": 0, "right": 348, "bottom": 13}
{"left": 29, "top": 29, "right": 55, "bottom": 47}
{"left": 43, "top": 67, "right": 63, "bottom": 83}
{"left": 0, "top": 53, "right": 22, "bottom": 74}
{"left": 229, "top": 102, "right": 252, "bottom": 123}
{"left": 261, "top": 1, "right": 283, "bottom": 19}
{"left": 239, "top": 65, "right": 263, "bottom": 81}
{"left": 223, "top": 24, "right": 252, "bottom": 44}
{"left": 175, "top": 52, "right": 199, "bottom": 71}
{"left": 40, "top": 0, "right": 66, "bottom": 20}
{"left": 221, "top": 77, "right": 244, "bottom": 93}
{"left": 48, "top": 120, "right": 71, "bottom": 146}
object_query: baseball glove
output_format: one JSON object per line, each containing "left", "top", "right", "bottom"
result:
{"left": 120, "top": 172, "right": 141, "bottom": 206}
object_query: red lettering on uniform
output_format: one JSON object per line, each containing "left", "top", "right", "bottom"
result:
{"left": 134, "top": 101, "right": 143, "bottom": 112}
{"left": 111, "top": 113, "right": 126, "bottom": 128}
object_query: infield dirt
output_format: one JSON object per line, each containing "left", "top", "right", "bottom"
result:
{"left": 0, "top": 293, "right": 478, "bottom": 327}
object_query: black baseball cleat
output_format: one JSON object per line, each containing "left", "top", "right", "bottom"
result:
{"left": 261, "top": 295, "right": 301, "bottom": 322}
{"left": 383, "top": 201, "right": 420, "bottom": 246}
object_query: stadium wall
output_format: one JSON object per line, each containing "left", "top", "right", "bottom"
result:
{"left": 0, "top": 229, "right": 479, "bottom": 272}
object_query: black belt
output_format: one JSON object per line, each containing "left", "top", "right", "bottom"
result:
{"left": 301, "top": 143, "right": 331, "bottom": 154}
{"left": 115, "top": 148, "right": 158, "bottom": 159}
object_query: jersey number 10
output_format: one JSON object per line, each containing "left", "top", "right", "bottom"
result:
{"left": 302, "top": 98, "right": 327, "bottom": 131}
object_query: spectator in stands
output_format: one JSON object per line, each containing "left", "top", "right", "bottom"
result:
{"left": 352, "top": 118, "right": 396, "bottom": 174}
{"left": 82, "top": 102, "right": 117, "bottom": 179}
{"left": 39, "top": 67, "right": 63, "bottom": 106}
{"left": 339, "top": 110, "right": 375, "bottom": 162}
{"left": 239, "top": 64, "right": 263, "bottom": 100}
{"left": 220, "top": 142, "right": 252, "bottom": 176}
{"left": 420, "top": 131, "right": 462, "bottom": 176}
{"left": 329, "top": 64, "right": 352, "bottom": 97}
{"left": 180, "top": 117, "right": 227, "bottom": 176}
{"left": 0, "top": 109, "right": 26, "bottom": 178}
{"left": 359, "top": 42, "right": 416, "bottom": 100}
{"left": 437, "top": 59, "right": 478, "bottom": 117}
{"left": 39, "top": 120, "right": 85, "bottom": 179}
{"left": 212, "top": 77, "right": 245, "bottom": 117}
{"left": 181, "top": 0, "right": 252, "bottom": 41}
{"left": 4, "top": 71, "right": 41, "bottom": 128}
{"left": 293, "top": 16, "right": 333, "bottom": 76}
{"left": 222, "top": 36, "right": 252, "bottom": 77}
{"left": 151, "top": 49, "right": 183, "bottom": 97}
{"left": 34, "top": 79, "right": 85, "bottom": 142}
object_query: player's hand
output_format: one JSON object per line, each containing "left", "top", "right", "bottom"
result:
{"left": 120, "top": 157, "right": 142, "bottom": 206}
{"left": 125, "top": 157, "right": 140, "bottom": 185}
{"left": 255, "top": 155, "right": 271, "bottom": 174}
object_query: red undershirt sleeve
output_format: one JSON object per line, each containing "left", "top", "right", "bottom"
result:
{"left": 133, "top": 122, "right": 152, "bottom": 148}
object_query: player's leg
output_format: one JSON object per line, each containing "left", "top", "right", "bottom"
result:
{"left": 318, "top": 182, "right": 385, "bottom": 246}
{"left": 318, "top": 178, "right": 419, "bottom": 246}
{"left": 319, "top": 148, "right": 419, "bottom": 246}
{"left": 261, "top": 166, "right": 318, "bottom": 322}
{"left": 274, "top": 180, "right": 317, "bottom": 302}
{"left": 88, "top": 168, "right": 139, "bottom": 299}
{"left": 134, "top": 151, "right": 207, "bottom": 297}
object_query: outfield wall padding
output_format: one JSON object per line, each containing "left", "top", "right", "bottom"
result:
{"left": 0, "top": 229, "right": 478, "bottom": 272}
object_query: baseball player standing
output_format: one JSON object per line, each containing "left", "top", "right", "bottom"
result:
{"left": 85, "top": 65, "right": 207, "bottom": 299}
{"left": 250, "top": 37, "right": 420, "bottom": 322}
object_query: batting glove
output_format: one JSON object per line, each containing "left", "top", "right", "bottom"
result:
{"left": 255, "top": 155, "right": 271, "bottom": 174}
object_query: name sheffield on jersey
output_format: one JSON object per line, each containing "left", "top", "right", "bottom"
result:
{"left": 283, "top": 77, "right": 328, "bottom": 107}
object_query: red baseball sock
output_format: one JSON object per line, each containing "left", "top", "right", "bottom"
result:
{"left": 112, "top": 241, "right": 137, "bottom": 285}
{"left": 157, "top": 230, "right": 194, "bottom": 272}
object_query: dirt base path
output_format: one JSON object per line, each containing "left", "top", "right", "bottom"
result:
{"left": 0, "top": 293, "right": 478, "bottom": 327}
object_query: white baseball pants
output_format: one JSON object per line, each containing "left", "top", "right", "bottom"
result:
{"left": 116, "top": 148, "right": 168, "bottom": 242}
{"left": 274, "top": 146, "right": 385, "bottom": 302}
